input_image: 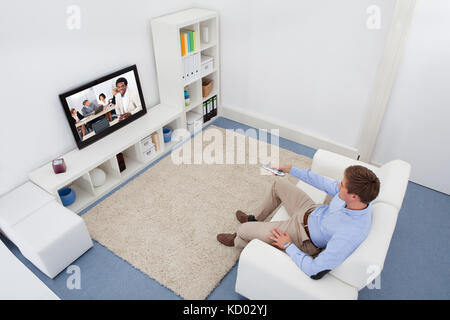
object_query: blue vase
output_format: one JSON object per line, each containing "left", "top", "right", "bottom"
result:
{"left": 163, "top": 128, "right": 172, "bottom": 143}
{"left": 58, "top": 187, "right": 76, "bottom": 207}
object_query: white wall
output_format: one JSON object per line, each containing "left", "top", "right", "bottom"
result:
{"left": 0, "top": 0, "right": 193, "bottom": 195}
{"left": 195, "top": 0, "right": 395, "bottom": 152}
{"left": 372, "top": 0, "right": 450, "bottom": 194}
{"left": 0, "top": 1, "right": 409, "bottom": 196}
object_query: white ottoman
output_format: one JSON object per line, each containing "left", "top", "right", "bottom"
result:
{"left": 0, "top": 239, "right": 60, "bottom": 299}
{"left": 0, "top": 182, "right": 93, "bottom": 279}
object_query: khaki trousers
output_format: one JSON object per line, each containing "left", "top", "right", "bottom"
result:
{"left": 235, "top": 179, "right": 322, "bottom": 257}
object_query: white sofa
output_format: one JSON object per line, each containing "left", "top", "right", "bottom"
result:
{"left": 0, "top": 238, "right": 59, "bottom": 300}
{"left": 0, "top": 182, "right": 93, "bottom": 280}
{"left": 235, "top": 149, "right": 411, "bottom": 299}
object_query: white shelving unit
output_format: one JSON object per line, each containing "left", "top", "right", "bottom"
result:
{"left": 29, "top": 103, "right": 183, "bottom": 213}
{"left": 151, "top": 8, "right": 221, "bottom": 135}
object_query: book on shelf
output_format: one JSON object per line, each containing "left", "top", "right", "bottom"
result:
{"left": 180, "top": 29, "right": 196, "bottom": 56}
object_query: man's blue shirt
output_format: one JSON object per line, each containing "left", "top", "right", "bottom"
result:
{"left": 285, "top": 167, "right": 372, "bottom": 279}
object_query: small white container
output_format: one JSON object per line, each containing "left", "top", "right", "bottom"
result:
{"left": 186, "top": 111, "right": 203, "bottom": 135}
{"left": 140, "top": 135, "right": 155, "bottom": 152}
{"left": 142, "top": 146, "right": 157, "bottom": 161}
{"left": 201, "top": 54, "right": 214, "bottom": 77}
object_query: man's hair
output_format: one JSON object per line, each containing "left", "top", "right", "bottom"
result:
{"left": 344, "top": 165, "right": 380, "bottom": 204}
{"left": 99, "top": 93, "right": 106, "bottom": 99}
{"left": 82, "top": 99, "right": 89, "bottom": 106}
{"left": 115, "top": 77, "right": 128, "bottom": 86}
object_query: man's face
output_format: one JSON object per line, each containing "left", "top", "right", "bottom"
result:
{"left": 85, "top": 101, "right": 91, "bottom": 107}
{"left": 117, "top": 82, "right": 127, "bottom": 95}
{"left": 339, "top": 176, "right": 364, "bottom": 206}
{"left": 338, "top": 177, "right": 353, "bottom": 203}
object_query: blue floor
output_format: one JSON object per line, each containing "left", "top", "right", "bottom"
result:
{"left": 2, "top": 116, "right": 449, "bottom": 299}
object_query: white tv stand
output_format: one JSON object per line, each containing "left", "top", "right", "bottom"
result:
{"left": 29, "top": 103, "right": 185, "bottom": 214}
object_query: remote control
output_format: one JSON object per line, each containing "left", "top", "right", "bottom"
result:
{"left": 262, "top": 164, "right": 286, "bottom": 176}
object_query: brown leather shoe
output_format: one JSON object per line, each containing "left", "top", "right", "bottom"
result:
{"left": 217, "top": 232, "right": 237, "bottom": 247}
{"left": 236, "top": 210, "right": 250, "bottom": 223}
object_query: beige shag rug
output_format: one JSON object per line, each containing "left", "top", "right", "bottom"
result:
{"left": 82, "top": 125, "right": 312, "bottom": 299}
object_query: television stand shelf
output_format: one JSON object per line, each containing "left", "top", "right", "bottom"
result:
{"left": 29, "top": 103, "right": 184, "bottom": 214}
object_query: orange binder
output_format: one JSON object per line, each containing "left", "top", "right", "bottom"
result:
{"left": 180, "top": 33, "right": 186, "bottom": 56}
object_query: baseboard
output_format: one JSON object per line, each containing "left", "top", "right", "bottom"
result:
{"left": 221, "top": 104, "right": 359, "bottom": 159}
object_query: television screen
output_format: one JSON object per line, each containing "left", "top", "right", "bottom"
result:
{"left": 59, "top": 65, "right": 147, "bottom": 149}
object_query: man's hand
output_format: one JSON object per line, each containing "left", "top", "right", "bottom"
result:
{"left": 270, "top": 164, "right": 292, "bottom": 173}
{"left": 119, "top": 112, "right": 132, "bottom": 121}
{"left": 267, "top": 228, "right": 292, "bottom": 249}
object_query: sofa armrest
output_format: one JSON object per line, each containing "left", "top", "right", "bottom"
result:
{"left": 235, "top": 239, "right": 357, "bottom": 300}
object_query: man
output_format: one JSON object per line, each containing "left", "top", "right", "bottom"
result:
{"left": 217, "top": 164, "right": 380, "bottom": 280}
{"left": 81, "top": 100, "right": 98, "bottom": 117}
{"left": 114, "top": 77, "right": 142, "bottom": 120}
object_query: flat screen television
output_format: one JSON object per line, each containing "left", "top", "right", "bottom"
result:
{"left": 59, "top": 65, "right": 147, "bottom": 150}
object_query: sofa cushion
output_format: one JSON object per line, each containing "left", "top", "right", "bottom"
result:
{"left": 296, "top": 180, "right": 328, "bottom": 204}
{"left": 329, "top": 202, "right": 399, "bottom": 289}
{"left": 371, "top": 160, "right": 411, "bottom": 210}
{"left": 0, "top": 182, "right": 54, "bottom": 233}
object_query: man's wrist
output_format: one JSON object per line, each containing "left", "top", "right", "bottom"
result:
{"left": 283, "top": 241, "right": 293, "bottom": 250}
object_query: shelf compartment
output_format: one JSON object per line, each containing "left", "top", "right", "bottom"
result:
{"left": 199, "top": 18, "right": 217, "bottom": 48}
{"left": 90, "top": 159, "right": 122, "bottom": 197}
{"left": 60, "top": 173, "right": 95, "bottom": 213}
{"left": 201, "top": 71, "right": 218, "bottom": 98}
{"left": 180, "top": 23, "right": 200, "bottom": 58}
{"left": 184, "top": 80, "right": 202, "bottom": 111}
{"left": 201, "top": 46, "right": 218, "bottom": 74}
{"left": 120, "top": 144, "right": 145, "bottom": 180}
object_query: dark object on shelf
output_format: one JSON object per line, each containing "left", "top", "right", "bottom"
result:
{"left": 58, "top": 187, "right": 76, "bottom": 207}
{"left": 202, "top": 95, "right": 218, "bottom": 123}
{"left": 116, "top": 153, "right": 126, "bottom": 172}
{"left": 203, "top": 101, "right": 210, "bottom": 123}
{"left": 52, "top": 158, "right": 66, "bottom": 174}
{"left": 212, "top": 95, "right": 217, "bottom": 117}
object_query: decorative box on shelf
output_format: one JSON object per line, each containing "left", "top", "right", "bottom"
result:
{"left": 201, "top": 54, "right": 213, "bottom": 77}
{"left": 142, "top": 146, "right": 157, "bottom": 160}
{"left": 140, "top": 135, "right": 155, "bottom": 152}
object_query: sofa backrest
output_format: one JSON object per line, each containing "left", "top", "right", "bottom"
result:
{"left": 310, "top": 149, "right": 411, "bottom": 290}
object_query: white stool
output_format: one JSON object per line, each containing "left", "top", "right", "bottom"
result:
{"left": 0, "top": 182, "right": 93, "bottom": 279}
